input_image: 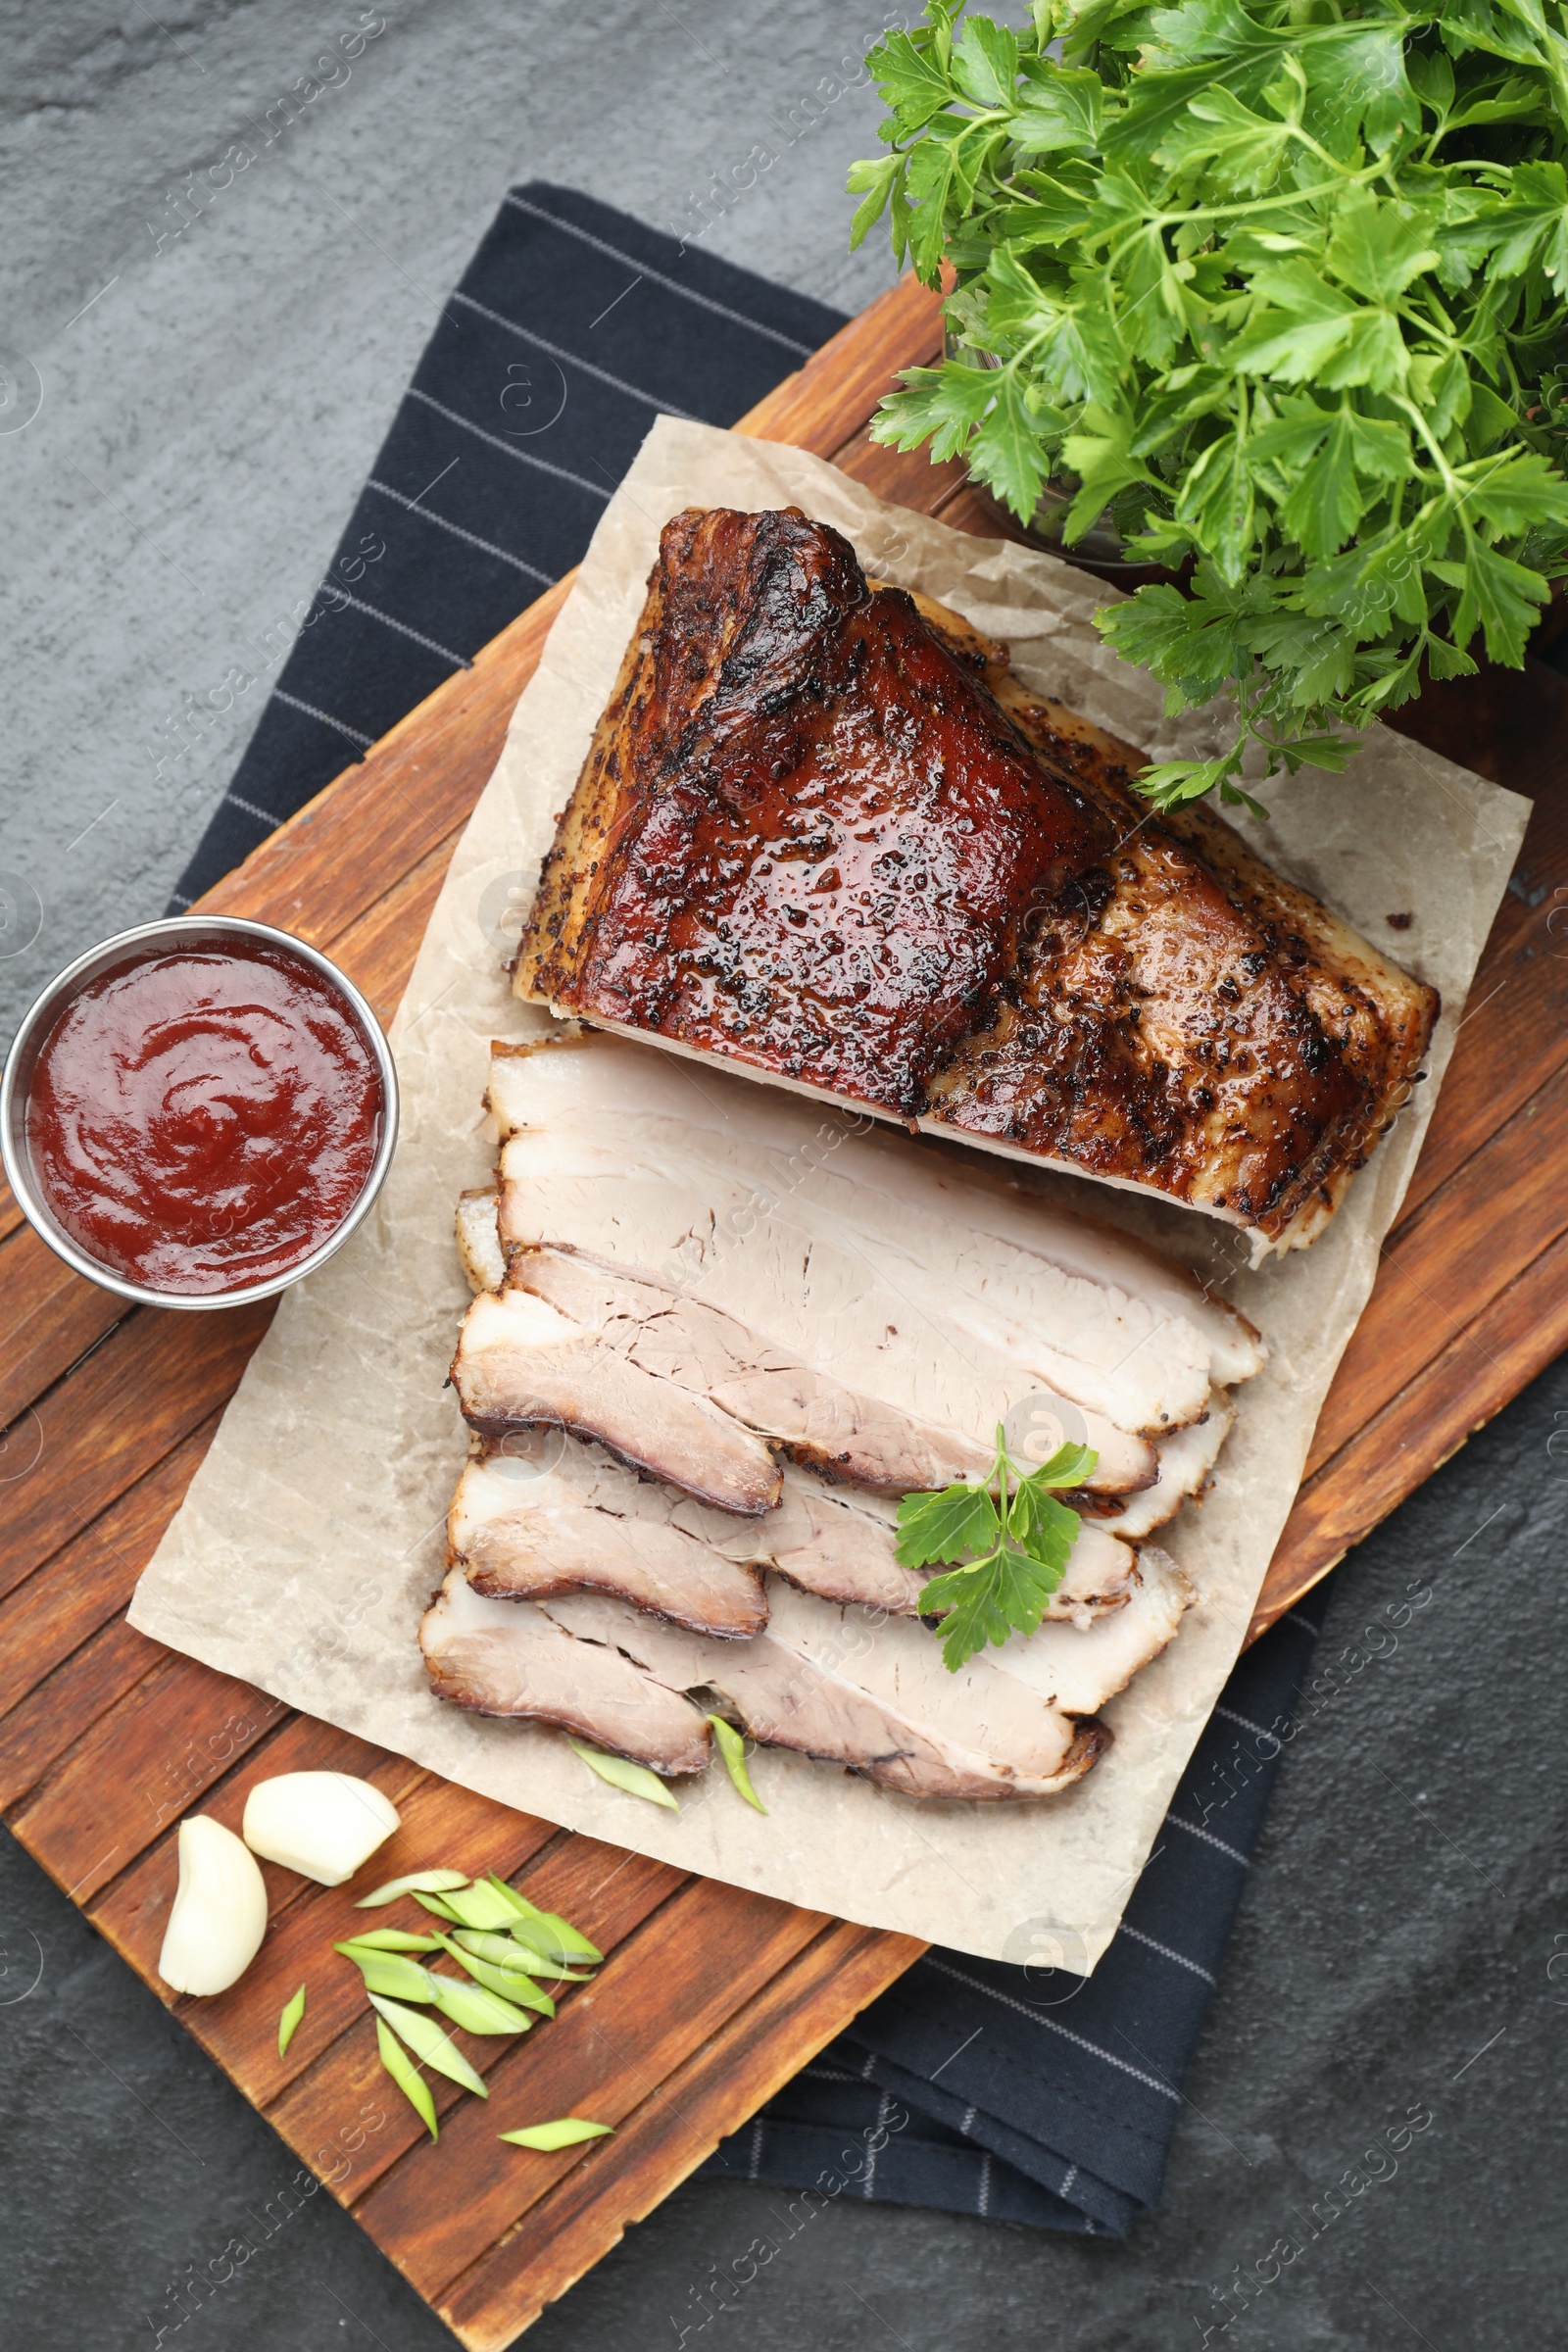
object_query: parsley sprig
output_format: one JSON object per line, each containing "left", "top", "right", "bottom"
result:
{"left": 849, "top": 1, "right": 1568, "bottom": 809}
{"left": 896, "top": 1426, "right": 1098, "bottom": 1671}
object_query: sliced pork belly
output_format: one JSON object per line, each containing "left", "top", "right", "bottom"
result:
{"left": 453, "top": 1438, "right": 1139, "bottom": 1629}
{"left": 538, "top": 1585, "right": 1106, "bottom": 1801}
{"left": 478, "top": 1157, "right": 1160, "bottom": 1488}
{"left": 989, "top": 1547, "right": 1196, "bottom": 1716}
{"left": 490, "top": 1035, "right": 1255, "bottom": 1433}
{"left": 451, "top": 1286, "right": 781, "bottom": 1515}
{"left": 488, "top": 1032, "right": 1260, "bottom": 1386}
{"left": 507, "top": 1243, "right": 993, "bottom": 1494}
{"left": 419, "top": 1569, "right": 711, "bottom": 1773}
{"left": 451, "top": 1448, "right": 767, "bottom": 1639}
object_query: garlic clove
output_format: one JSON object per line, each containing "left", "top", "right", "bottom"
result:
{"left": 158, "top": 1815, "right": 270, "bottom": 1996}
{"left": 241, "top": 1772, "right": 400, "bottom": 1886}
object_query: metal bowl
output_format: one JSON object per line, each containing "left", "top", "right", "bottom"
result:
{"left": 0, "top": 914, "right": 399, "bottom": 1311}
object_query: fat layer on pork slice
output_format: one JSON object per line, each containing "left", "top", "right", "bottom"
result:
{"left": 988, "top": 1546, "right": 1196, "bottom": 1716}
{"left": 1094, "top": 1395, "right": 1235, "bottom": 1540}
{"left": 490, "top": 1031, "right": 1261, "bottom": 1388}
{"left": 451, "top": 1285, "right": 782, "bottom": 1515}
{"left": 455, "top": 1435, "right": 1139, "bottom": 1626}
{"left": 457, "top": 1186, "right": 507, "bottom": 1293}
{"left": 419, "top": 1568, "right": 712, "bottom": 1772}
{"left": 538, "top": 1584, "right": 1107, "bottom": 1801}
{"left": 451, "top": 1447, "right": 768, "bottom": 1638}
{"left": 506, "top": 1242, "right": 997, "bottom": 1494}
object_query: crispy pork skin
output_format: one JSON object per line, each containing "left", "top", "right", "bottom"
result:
{"left": 450, "top": 1286, "right": 782, "bottom": 1515}
{"left": 418, "top": 1569, "right": 712, "bottom": 1773}
{"left": 516, "top": 512, "right": 1438, "bottom": 1248}
{"left": 518, "top": 505, "right": 1108, "bottom": 1121}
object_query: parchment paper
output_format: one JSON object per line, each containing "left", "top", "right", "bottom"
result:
{"left": 130, "top": 418, "right": 1528, "bottom": 1969}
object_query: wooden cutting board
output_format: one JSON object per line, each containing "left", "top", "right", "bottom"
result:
{"left": 4, "top": 274, "right": 1565, "bottom": 2350}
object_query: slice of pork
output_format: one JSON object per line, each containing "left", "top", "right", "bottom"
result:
{"left": 451, "top": 1285, "right": 782, "bottom": 1515}
{"left": 467, "top": 1170, "right": 1156, "bottom": 1494}
{"left": 1095, "top": 1396, "right": 1236, "bottom": 1540}
{"left": 454, "top": 1437, "right": 1139, "bottom": 1629}
{"left": 508, "top": 1244, "right": 998, "bottom": 1495}
{"left": 491, "top": 1032, "right": 1263, "bottom": 1397}
{"left": 451, "top": 1447, "right": 768, "bottom": 1639}
{"left": 497, "top": 1121, "right": 1211, "bottom": 1438}
{"left": 537, "top": 1585, "right": 1107, "bottom": 1802}
{"left": 456, "top": 1185, "right": 507, "bottom": 1293}
{"left": 418, "top": 1569, "right": 711, "bottom": 1773}
{"left": 988, "top": 1546, "right": 1196, "bottom": 1715}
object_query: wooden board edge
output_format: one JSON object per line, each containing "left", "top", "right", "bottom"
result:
{"left": 1249, "top": 1213, "right": 1568, "bottom": 1638}
{"left": 435, "top": 1920, "right": 926, "bottom": 2350}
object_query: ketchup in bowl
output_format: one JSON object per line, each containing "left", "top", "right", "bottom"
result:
{"left": 25, "top": 940, "right": 384, "bottom": 1297}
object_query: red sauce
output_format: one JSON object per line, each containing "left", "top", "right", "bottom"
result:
{"left": 26, "top": 942, "right": 383, "bottom": 1296}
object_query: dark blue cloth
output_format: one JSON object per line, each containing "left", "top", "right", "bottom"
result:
{"left": 175, "top": 179, "right": 1332, "bottom": 2236}
{"left": 703, "top": 1589, "right": 1329, "bottom": 2233}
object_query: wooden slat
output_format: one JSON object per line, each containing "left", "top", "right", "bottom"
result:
{"left": 0, "top": 1224, "right": 125, "bottom": 1434}
{"left": 2, "top": 264, "right": 1562, "bottom": 2349}
{"left": 0, "top": 1620, "right": 163, "bottom": 1812}
{"left": 440, "top": 1920, "right": 923, "bottom": 2350}
{"left": 1253, "top": 1215, "right": 1568, "bottom": 1634}
{"left": 354, "top": 1879, "right": 832, "bottom": 2296}
{"left": 10, "top": 1655, "right": 289, "bottom": 1903}
{"left": 0, "top": 1300, "right": 270, "bottom": 1599}
{"left": 0, "top": 1416, "right": 219, "bottom": 1720}
{"left": 1305, "top": 1062, "right": 1568, "bottom": 1476}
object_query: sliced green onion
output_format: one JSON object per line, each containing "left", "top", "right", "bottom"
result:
{"left": 354, "top": 1868, "right": 470, "bottom": 1908}
{"left": 433, "top": 1934, "right": 556, "bottom": 2016}
{"left": 708, "top": 1715, "right": 766, "bottom": 1813}
{"left": 368, "top": 1994, "right": 487, "bottom": 2097}
{"left": 427, "top": 1973, "right": 536, "bottom": 2035}
{"left": 411, "top": 1889, "right": 467, "bottom": 1923}
{"left": 499, "top": 2118, "right": 613, "bottom": 2151}
{"left": 277, "top": 1984, "right": 307, "bottom": 2057}
{"left": 568, "top": 1738, "right": 680, "bottom": 1811}
{"left": 333, "top": 1943, "right": 436, "bottom": 2003}
{"left": 375, "top": 2017, "right": 438, "bottom": 2139}
{"left": 428, "top": 1879, "right": 527, "bottom": 1933}
{"left": 336, "top": 1928, "right": 440, "bottom": 1953}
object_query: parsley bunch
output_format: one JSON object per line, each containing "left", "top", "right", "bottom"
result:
{"left": 896, "top": 1428, "right": 1098, "bottom": 1669}
{"left": 849, "top": 0, "right": 1568, "bottom": 808}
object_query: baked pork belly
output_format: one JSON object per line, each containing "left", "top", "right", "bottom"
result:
{"left": 485, "top": 1033, "right": 1258, "bottom": 1438}
{"left": 515, "top": 509, "right": 1438, "bottom": 1250}
{"left": 451, "top": 1284, "right": 782, "bottom": 1515}
{"left": 450, "top": 1438, "right": 1141, "bottom": 1631}
{"left": 419, "top": 1569, "right": 1110, "bottom": 1800}
{"left": 506, "top": 1244, "right": 996, "bottom": 1494}
{"left": 419, "top": 1568, "right": 711, "bottom": 1774}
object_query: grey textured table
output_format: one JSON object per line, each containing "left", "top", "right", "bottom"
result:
{"left": 2, "top": 6, "right": 1560, "bottom": 2346}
